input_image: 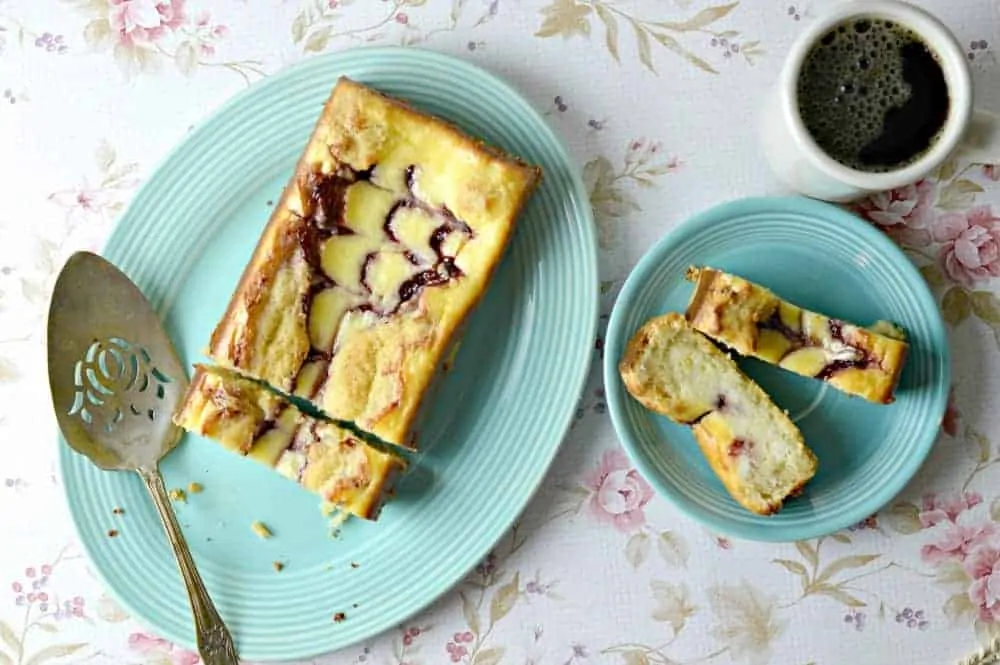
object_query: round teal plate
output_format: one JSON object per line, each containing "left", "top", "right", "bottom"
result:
{"left": 604, "top": 196, "right": 949, "bottom": 542}
{"left": 59, "top": 48, "right": 597, "bottom": 660}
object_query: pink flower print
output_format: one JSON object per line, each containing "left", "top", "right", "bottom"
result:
{"left": 624, "top": 137, "right": 667, "bottom": 167}
{"left": 942, "top": 386, "right": 961, "bottom": 436}
{"left": 73, "top": 191, "right": 95, "bottom": 210}
{"left": 156, "top": 0, "right": 186, "bottom": 30}
{"left": 48, "top": 187, "right": 117, "bottom": 220}
{"left": 921, "top": 522, "right": 997, "bottom": 564}
{"left": 584, "top": 449, "right": 654, "bottom": 533}
{"left": 175, "top": 650, "right": 201, "bottom": 665}
{"left": 934, "top": 205, "right": 1000, "bottom": 286}
{"left": 10, "top": 564, "right": 57, "bottom": 612}
{"left": 969, "top": 205, "right": 1000, "bottom": 226}
{"left": 445, "top": 632, "right": 471, "bottom": 663}
{"left": 110, "top": 1, "right": 161, "bottom": 33}
{"left": 183, "top": 10, "right": 228, "bottom": 58}
{"left": 401, "top": 625, "right": 422, "bottom": 647}
{"left": 52, "top": 596, "right": 84, "bottom": 620}
{"left": 109, "top": 0, "right": 185, "bottom": 45}
{"left": 129, "top": 632, "right": 200, "bottom": 665}
{"left": 965, "top": 547, "right": 1000, "bottom": 622}
{"left": 854, "top": 180, "right": 936, "bottom": 247}
{"left": 919, "top": 492, "right": 983, "bottom": 528}
{"left": 128, "top": 632, "right": 168, "bottom": 652}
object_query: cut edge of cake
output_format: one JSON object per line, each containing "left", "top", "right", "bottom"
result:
{"left": 174, "top": 364, "right": 405, "bottom": 521}
{"left": 684, "top": 266, "right": 909, "bottom": 405}
{"left": 618, "top": 312, "right": 818, "bottom": 516}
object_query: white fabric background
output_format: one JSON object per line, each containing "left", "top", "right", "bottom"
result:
{"left": 3, "top": 1, "right": 1000, "bottom": 664}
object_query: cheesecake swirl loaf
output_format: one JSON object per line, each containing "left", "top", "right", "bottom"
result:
{"left": 204, "top": 77, "right": 541, "bottom": 448}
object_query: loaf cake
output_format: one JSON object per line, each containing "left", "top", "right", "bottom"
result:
{"left": 176, "top": 365, "right": 403, "bottom": 520}
{"left": 200, "top": 77, "right": 541, "bottom": 449}
{"left": 619, "top": 313, "right": 818, "bottom": 515}
{"left": 685, "top": 267, "right": 908, "bottom": 404}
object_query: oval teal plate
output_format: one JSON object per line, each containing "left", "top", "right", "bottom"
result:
{"left": 604, "top": 196, "right": 949, "bottom": 542}
{"left": 59, "top": 47, "right": 597, "bottom": 660}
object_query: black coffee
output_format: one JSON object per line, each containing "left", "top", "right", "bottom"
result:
{"left": 797, "top": 18, "right": 949, "bottom": 172}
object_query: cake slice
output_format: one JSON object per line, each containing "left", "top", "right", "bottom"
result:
{"left": 201, "top": 77, "right": 541, "bottom": 449}
{"left": 619, "top": 313, "right": 817, "bottom": 515}
{"left": 684, "top": 267, "right": 908, "bottom": 404}
{"left": 175, "top": 365, "right": 404, "bottom": 520}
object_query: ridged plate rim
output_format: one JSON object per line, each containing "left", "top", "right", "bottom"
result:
{"left": 603, "top": 195, "right": 949, "bottom": 542}
{"left": 57, "top": 46, "right": 598, "bottom": 660}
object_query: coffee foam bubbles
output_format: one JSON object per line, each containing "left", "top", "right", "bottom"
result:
{"left": 797, "top": 19, "right": 920, "bottom": 172}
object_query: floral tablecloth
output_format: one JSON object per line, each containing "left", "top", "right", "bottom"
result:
{"left": 4, "top": 0, "right": 1000, "bottom": 664}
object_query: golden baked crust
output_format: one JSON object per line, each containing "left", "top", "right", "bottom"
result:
{"left": 205, "top": 77, "right": 541, "bottom": 448}
{"left": 174, "top": 365, "right": 404, "bottom": 520}
{"left": 685, "top": 267, "right": 909, "bottom": 404}
{"left": 619, "top": 313, "right": 817, "bottom": 516}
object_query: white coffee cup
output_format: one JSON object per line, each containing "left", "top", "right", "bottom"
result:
{"left": 760, "top": 0, "right": 1000, "bottom": 202}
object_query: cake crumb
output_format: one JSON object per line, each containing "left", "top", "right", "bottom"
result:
{"left": 251, "top": 521, "right": 272, "bottom": 539}
{"left": 272, "top": 561, "right": 284, "bottom": 572}
{"left": 188, "top": 482, "right": 204, "bottom": 494}
{"left": 333, "top": 612, "right": 346, "bottom": 623}
{"left": 112, "top": 507, "right": 125, "bottom": 515}
{"left": 168, "top": 488, "right": 187, "bottom": 503}
{"left": 350, "top": 561, "right": 359, "bottom": 569}
{"left": 107, "top": 529, "right": 119, "bottom": 538}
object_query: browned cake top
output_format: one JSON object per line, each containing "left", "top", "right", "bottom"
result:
{"left": 204, "top": 78, "right": 541, "bottom": 446}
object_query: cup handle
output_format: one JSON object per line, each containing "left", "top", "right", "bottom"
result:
{"left": 954, "top": 108, "right": 1000, "bottom": 165}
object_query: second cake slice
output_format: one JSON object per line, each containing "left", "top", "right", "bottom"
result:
{"left": 685, "top": 267, "right": 909, "bottom": 404}
{"left": 176, "top": 365, "right": 404, "bottom": 520}
{"left": 619, "top": 313, "right": 818, "bottom": 515}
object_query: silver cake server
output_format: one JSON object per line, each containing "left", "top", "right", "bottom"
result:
{"left": 46, "top": 250, "right": 238, "bottom": 665}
